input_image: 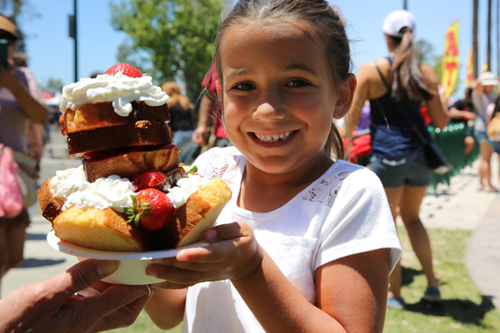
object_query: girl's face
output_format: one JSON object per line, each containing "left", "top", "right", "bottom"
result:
{"left": 217, "top": 22, "right": 350, "bottom": 176}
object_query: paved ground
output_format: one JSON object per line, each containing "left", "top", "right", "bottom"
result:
{"left": 2, "top": 125, "right": 500, "bottom": 311}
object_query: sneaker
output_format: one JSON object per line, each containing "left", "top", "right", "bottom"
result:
{"left": 422, "top": 286, "right": 441, "bottom": 302}
{"left": 387, "top": 297, "right": 406, "bottom": 310}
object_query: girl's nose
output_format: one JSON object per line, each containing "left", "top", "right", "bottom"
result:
{"left": 253, "top": 99, "right": 286, "bottom": 121}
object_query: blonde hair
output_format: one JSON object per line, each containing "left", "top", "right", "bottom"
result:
{"left": 161, "top": 81, "right": 194, "bottom": 111}
{"left": 213, "top": 0, "right": 351, "bottom": 159}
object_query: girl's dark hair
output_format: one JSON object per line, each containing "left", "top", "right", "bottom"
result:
{"left": 389, "top": 27, "right": 434, "bottom": 102}
{"left": 213, "top": 0, "right": 352, "bottom": 159}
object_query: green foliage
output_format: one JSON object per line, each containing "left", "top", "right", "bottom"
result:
{"left": 44, "top": 77, "right": 64, "bottom": 91}
{"left": 416, "top": 38, "right": 462, "bottom": 96}
{"left": 110, "top": 0, "right": 224, "bottom": 98}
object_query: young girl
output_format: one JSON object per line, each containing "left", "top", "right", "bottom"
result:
{"left": 145, "top": 1, "right": 401, "bottom": 332}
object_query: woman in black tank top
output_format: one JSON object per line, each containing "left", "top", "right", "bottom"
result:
{"left": 345, "top": 10, "right": 449, "bottom": 310}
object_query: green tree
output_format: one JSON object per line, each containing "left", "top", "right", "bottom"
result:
{"left": 44, "top": 77, "right": 64, "bottom": 92}
{"left": 0, "top": 0, "right": 39, "bottom": 53}
{"left": 110, "top": 0, "right": 224, "bottom": 98}
{"left": 416, "top": 38, "right": 461, "bottom": 95}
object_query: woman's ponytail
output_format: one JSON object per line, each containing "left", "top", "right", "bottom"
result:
{"left": 391, "top": 28, "right": 434, "bottom": 101}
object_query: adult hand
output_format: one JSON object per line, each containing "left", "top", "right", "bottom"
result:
{"left": 146, "top": 222, "right": 264, "bottom": 289}
{"left": 0, "top": 259, "right": 153, "bottom": 333}
{"left": 192, "top": 125, "right": 208, "bottom": 145}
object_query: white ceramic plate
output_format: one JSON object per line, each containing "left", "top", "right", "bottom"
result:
{"left": 47, "top": 230, "right": 209, "bottom": 285}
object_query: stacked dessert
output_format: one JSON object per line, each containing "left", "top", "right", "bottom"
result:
{"left": 39, "top": 64, "right": 231, "bottom": 252}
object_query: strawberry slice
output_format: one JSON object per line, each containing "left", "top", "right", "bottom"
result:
{"left": 124, "top": 188, "right": 174, "bottom": 232}
{"left": 104, "top": 64, "right": 142, "bottom": 78}
{"left": 132, "top": 169, "right": 167, "bottom": 191}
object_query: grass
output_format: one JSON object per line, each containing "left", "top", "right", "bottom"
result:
{"left": 384, "top": 227, "right": 500, "bottom": 332}
{"left": 110, "top": 227, "right": 500, "bottom": 332}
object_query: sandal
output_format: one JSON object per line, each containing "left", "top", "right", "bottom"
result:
{"left": 422, "top": 286, "right": 441, "bottom": 302}
{"left": 387, "top": 297, "right": 406, "bottom": 310}
{"left": 485, "top": 186, "right": 499, "bottom": 193}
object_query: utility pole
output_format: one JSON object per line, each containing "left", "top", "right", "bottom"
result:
{"left": 487, "top": 0, "right": 492, "bottom": 71}
{"left": 403, "top": 0, "right": 408, "bottom": 10}
{"left": 473, "top": 0, "right": 479, "bottom": 79}
{"left": 497, "top": 0, "right": 499, "bottom": 78}
{"left": 69, "top": 0, "right": 78, "bottom": 82}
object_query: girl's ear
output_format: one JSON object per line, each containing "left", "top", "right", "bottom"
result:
{"left": 334, "top": 74, "right": 357, "bottom": 119}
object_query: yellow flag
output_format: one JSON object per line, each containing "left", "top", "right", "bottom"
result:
{"left": 466, "top": 48, "right": 473, "bottom": 87}
{"left": 441, "top": 21, "right": 459, "bottom": 98}
{"left": 482, "top": 61, "right": 489, "bottom": 73}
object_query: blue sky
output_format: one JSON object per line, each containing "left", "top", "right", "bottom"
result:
{"left": 16, "top": 0, "right": 494, "bottom": 98}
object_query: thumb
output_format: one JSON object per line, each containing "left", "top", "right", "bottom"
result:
{"left": 54, "top": 260, "right": 119, "bottom": 297}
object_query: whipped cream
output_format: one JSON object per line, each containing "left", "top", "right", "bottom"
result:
{"left": 59, "top": 72, "right": 169, "bottom": 117}
{"left": 50, "top": 167, "right": 208, "bottom": 212}
{"left": 50, "top": 166, "right": 135, "bottom": 212}
{"left": 167, "top": 174, "right": 209, "bottom": 208}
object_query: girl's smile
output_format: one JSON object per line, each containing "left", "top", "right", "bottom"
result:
{"left": 250, "top": 130, "right": 297, "bottom": 144}
{"left": 218, "top": 22, "right": 348, "bottom": 179}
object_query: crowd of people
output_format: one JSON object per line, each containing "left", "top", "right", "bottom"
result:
{"left": 1, "top": 1, "right": 500, "bottom": 332}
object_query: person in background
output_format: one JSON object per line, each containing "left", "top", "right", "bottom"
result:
{"left": 191, "top": 63, "right": 231, "bottom": 148}
{"left": 485, "top": 94, "right": 500, "bottom": 186}
{"left": 0, "top": 14, "right": 48, "bottom": 292}
{"left": 346, "top": 10, "right": 448, "bottom": 309}
{"left": 0, "top": 259, "right": 152, "bottom": 332}
{"left": 448, "top": 88, "right": 477, "bottom": 155}
{"left": 12, "top": 51, "right": 47, "bottom": 169}
{"left": 162, "top": 81, "right": 199, "bottom": 164}
{"left": 471, "top": 72, "right": 498, "bottom": 192}
{"left": 144, "top": 2, "right": 401, "bottom": 332}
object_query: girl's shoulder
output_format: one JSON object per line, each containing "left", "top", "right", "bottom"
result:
{"left": 193, "top": 146, "right": 243, "bottom": 182}
{"left": 302, "top": 160, "right": 382, "bottom": 207}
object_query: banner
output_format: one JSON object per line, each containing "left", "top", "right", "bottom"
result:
{"left": 441, "top": 21, "right": 459, "bottom": 98}
{"left": 482, "top": 61, "right": 489, "bottom": 73}
{"left": 466, "top": 47, "right": 473, "bottom": 87}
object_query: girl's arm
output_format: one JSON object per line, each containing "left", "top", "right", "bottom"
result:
{"left": 420, "top": 65, "right": 449, "bottom": 129}
{"left": 233, "top": 247, "right": 390, "bottom": 333}
{"left": 145, "top": 221, "right": 391, "bottom": 332}
{"left": 144, "top": 288, "right": 187, "bottom": 330}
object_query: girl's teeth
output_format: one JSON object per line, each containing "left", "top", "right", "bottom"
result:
{"left": 255, "top": 131, "right": 293, "bottom": 142}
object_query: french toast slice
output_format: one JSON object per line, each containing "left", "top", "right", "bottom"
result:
{"left": 67, "top": 121, "right": 172, "bottom": 155}
{"left": 83, "top": 145, "right": 180, "bottom": 182}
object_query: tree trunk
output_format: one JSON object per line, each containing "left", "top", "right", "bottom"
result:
{"left": 473, "top": 0, "right": 479, "bottom": 79}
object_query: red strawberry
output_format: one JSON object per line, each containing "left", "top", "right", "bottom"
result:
{"left": 124, "top": 188, "right": 174, "bottom": 231}
{"left": 104, "top": 63, "right": 142, "bottom": 78}
{"left": 132, "top": 169, "right": 167, "bottom": 191}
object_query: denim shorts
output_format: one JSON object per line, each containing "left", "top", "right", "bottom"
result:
{"left": 476, "top": 129, "right": 500, "bottom": 153}
{"left": 370, "top": 148, "right": 432, "bottom": 188}
{"left": 475, "top": 129, "right": 489, "bottom": 144}
{"left": 491, "top": 141, "right": 500, "bottom": 154}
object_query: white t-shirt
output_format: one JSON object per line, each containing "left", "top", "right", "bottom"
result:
{"left": 183, "top": 147, "right": 402, "bottom": 333}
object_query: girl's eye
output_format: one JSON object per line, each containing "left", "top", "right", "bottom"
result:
{"left": 286, "top": 80, "right": 310, "bottom": 88}
{"left": 233, "top": 83, "right": 255, "bottom": 91}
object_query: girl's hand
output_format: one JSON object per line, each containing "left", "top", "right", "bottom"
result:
{"left": 146, "top": 222, "right": 264, "bottom": 289}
